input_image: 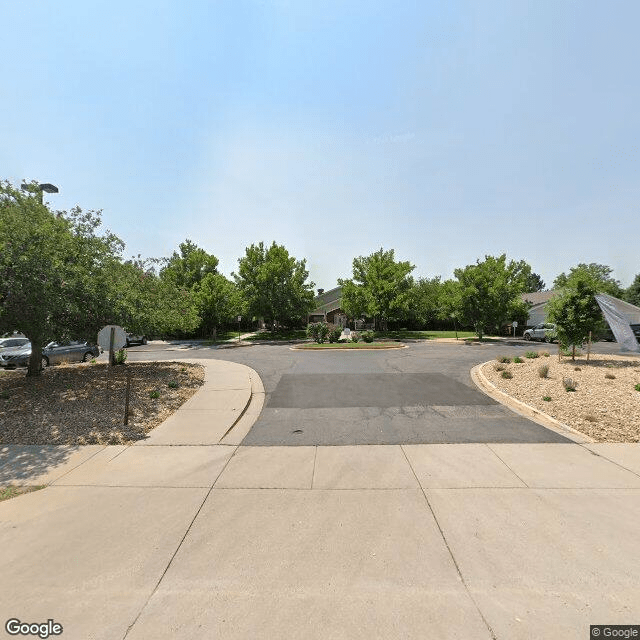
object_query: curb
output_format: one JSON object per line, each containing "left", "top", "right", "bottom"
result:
{"left": 470, "top": 362, "right": 595, "bottom": 444}
{"left": 219, "top": 367, "right": 265, "bottom": 445}
{"left": 290, "top": 344, "right": 408, "bottom": 351}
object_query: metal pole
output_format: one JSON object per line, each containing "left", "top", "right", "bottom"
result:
{"left": 124, "top": 370, "right": 132, "bottom": 425}
{"left": 587, "top": 331, "right": 592, "bottom": 363}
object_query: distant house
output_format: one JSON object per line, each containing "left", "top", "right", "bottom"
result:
{"left": 522, "top": 291, "right": 640, "bottom": 327}
{"left": 308, "top": 286, "right": 347, "bottom": 327}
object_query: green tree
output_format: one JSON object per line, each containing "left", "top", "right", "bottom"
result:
{"left": 453, "top": 254, "right": 530, "bottom": 339}
{"left": 553, "top": 263, "right": 623, "bottom": 298}
{"left": 0, "top": 180, "right": 199, "bottom": 376}
{"left": 406, "top": 277, "right": 443, "bottom": 328}
{"left": 0, "top": 181, "right": 124, "bottom": 375}
{"left": 106, "top": 259, "right": 200, "bottom": 338}
{"left": 234, "top": 241, "right": 315, "bottom": 330}
{"left": 524, "top": 272, "right": 545, "bottom": 293}
{"left": 194, "top": 273, "right": 245, "bottom": 339}
{"left": 338, "top": 248, "right": 415, "bottom": 330}
{"left": 160, "top": 239, "right": 219, "bottom": 289}
{"left": 546, "top": 277, "right": 602, "bottom": 360}
{"left": 625, "top": 274, "right": 640, "bottom": 307}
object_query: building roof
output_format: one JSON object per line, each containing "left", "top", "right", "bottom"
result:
{"left": 310, "top": 286, "right": 343, "bottom": 315}
{"left": 521, "top": 290, "right": 556, "bottom": 305}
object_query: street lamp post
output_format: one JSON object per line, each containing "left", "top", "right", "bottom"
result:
{"left": 21, "top": 182, "right": 59, "bottom": 204}
{"left": 237, "top": 316, "right": 242, "bottom": 343}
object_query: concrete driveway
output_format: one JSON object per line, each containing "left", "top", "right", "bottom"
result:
{"left": 2, "top": 341, "right": 638, "bottom": 639}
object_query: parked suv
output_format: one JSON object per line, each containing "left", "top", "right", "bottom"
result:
{"left": 125, "top": 333, "right": 148, "bottom": 346}
{"left": 523, "top": 323, "right": 557, "bottom": 342}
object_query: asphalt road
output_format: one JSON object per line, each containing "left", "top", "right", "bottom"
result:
{"left": 123, "top": 338, "right": 629, "bottom": 446}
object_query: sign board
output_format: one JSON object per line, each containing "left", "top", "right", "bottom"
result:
{"left": 512, "top": 321, "right": 518, "bottom": 327}
{"left": 237, "top": 316, "right": 242, "bottom": 322}
{"left": 97, "top": 325, "right": 127, "bottom": 351}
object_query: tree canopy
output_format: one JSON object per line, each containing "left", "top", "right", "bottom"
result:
{"left": 553, "top": 263, "right": 623, "bottom": 298}
{"left": 160, "top": 239, "right": 219, "bottom": 289}
{"left": 624, "top": 274, "right": 640, "bottom": 307}
{"left": 453, "top": 254, "right": 530, "bottom": 339}
{"left": 234, "top": 241, "right": 315, "bottom": 329}
{"left": 338, "top": 248, "right": 415, "bottom": 330}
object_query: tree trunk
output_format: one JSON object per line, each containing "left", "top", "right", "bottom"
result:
{"left": 572, "top": 344, "right": 575, "bottom": 361}
{"left": 27, "top": 337, "right": 44, "bottom": 377}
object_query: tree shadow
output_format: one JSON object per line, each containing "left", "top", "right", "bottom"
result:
{"left": 0, "top": 445, "right": 77, "bottom": 485}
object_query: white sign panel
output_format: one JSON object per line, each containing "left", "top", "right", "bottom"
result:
{"left": 97, "top": 325, "right": 127, "bottom": 350}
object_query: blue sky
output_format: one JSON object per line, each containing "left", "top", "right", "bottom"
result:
{"left": 2, "top": 0, "right": 639, "bottom": 290}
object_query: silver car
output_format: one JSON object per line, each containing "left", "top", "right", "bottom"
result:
{"left": 523, "top": 323, "right": 557, "bottom": 342}
{"left": 0, "top": 337, "right": 30, "bottom": 352}
{"left": 0, "top": 341, "right": 101, "bottom": 369}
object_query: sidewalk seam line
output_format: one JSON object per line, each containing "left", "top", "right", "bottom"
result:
{"left": 122, "top": 445, "right": 240, "bottom": 639}
{"left": 47, "top": 445, "right": 108, "bottom": 485}
{"left": 311, "top": 446, "right": 318, "bottom": 489}
{"left": 400, "top": 445, "right": 498, "bottom": 640}
{"left": 576, "top": 444, "right": 640, "bottom": 480}
{"left": 484, "top": 444, "right": 530, "bottom": 488}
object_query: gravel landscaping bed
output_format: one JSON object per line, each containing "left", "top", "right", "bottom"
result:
{"left": 0, "top": 362, "right": 204, "bottom": 445}
{"left": 481, "top": 351, "right": 640, "bottom": 442}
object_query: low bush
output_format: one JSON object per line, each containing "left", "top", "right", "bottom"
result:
{"left": 525, "top": 351, "right": 539, "bottom": 359}
{"left": 584, "top": 415, "right": 597, "bottom": 422}
{"left": 362, "top": 330, "right": 375, "bottom": 343}
{"left": 327, "top": 324, "right": 343, "bottom": 343}
{"left": 307, "top": 322, "right": 330, "bottom": 344}
{"left": 635, "top": 383, "right": 640, "bottom": 392}
{"left": 114, "top": 348, "right": 128, "bottom": 365}
{"left": 351, "top": 332, "right": 360, "bottom": 343}
{"left": 496, "top": 356, "right": 511, "bottom": 363}
{"left": 563, "top": 377, "right": 577, "bottom": 392}
{"left": 494, "top": 363, "right": 506, "bottom": 371}
{"left": 574, "top": 367, "right": 581, "bottom": 371}
{"left": 149, "top": 390, "right": 160, "bottom": 399}
{"left": 168, "top": 381, "right": 179, "bottom": 388}
{"left": 501, "top": 370, "right": 513, "bottom": 379}
{"left": 538, "top": 364, "right": 549, "bottom": 378}
{"left": 513, "top": 356, "right": 523, "bottom": 363}
{"left": 604, "top": 373, "right": 616, "bottom": 380}
{"left": 542, "top": 396, "right": 552, "bottom": 402}
{"left": 541, "top": 351, "right": 550, "bottom": 357}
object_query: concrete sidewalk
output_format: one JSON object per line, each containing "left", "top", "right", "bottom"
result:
{"left": 1, "top": 361, "right": 639, "bottom": 639}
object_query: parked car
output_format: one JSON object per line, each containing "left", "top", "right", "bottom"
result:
{"left": 0, "top": 337, "right": 30, "bottom": 352}
{"left": 523, "top": 323, "right": 557, "bottom": 342}
{"left": 0, "top": 341, "right": 101, "bottom": 369}
{"left": 125, "top": 333, "right": 148, "bottom": 346}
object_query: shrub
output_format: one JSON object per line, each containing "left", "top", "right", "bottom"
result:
{"left": 307, "top": 322, "right": 330, "bottom": 344}
{"left": 635, "top": 383, "right": 640, "bottom": 392}
{"left": 501, "top": 370, "right": 513, "bottom": 379}
{"left": 542, "top": 396, "right": 552, "bottom": 402}
{"left": 584, "top": 415, "right": 597, "bottom": 422}
{"left": 574, "top": 367, "right": 581, "bottom": 371}
{"left": 538, "top": 364, "right": 549, "bottom": 378}
{"left": 167, "top": 381, "right": 179, "bottom": 388}
{"left": 496, "top": 356, "right": 511, "bottom": 363}
{"left": 114, "top": 348, "right": 128, "bottom": 365}
{"left": 604, "top": 373, "right": 616, "bottom": 380}
{"left": 90, "top": 358, "right": 96, "bottom": 364}
{"left": 525, "top": 351, "right": 539, "bottom": 359}
{"left": 149, "top": 390, "right": 160, "bottom": 399}
{"left": 362, "top": 330, "right": 375, "bottom": 343}
{"left": 541, "top": 351, "right": 550, "bottom": 357}
{"left": 494, "top": 363, "right": 506, "bottom": 372}
{"left": 327, "top": 324, "right": 342, "bottom": 343}
{"left": 351, "top": 332, "right": 360, "bottom": 343}
{"left": 513, "top": 356, "right": 523, "bottom": 363}
{"left": 563, "top": 377, "right": 577, "bottom": 392}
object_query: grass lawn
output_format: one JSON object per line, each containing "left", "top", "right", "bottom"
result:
{"left": 0, "top": 486, "right": 45, "bottom": 502}
{"left": 374, "top": 330, "right": 480, "bottom": 340}
{"left": 295, "top": 342, "right": 404, "bottom": 350}
{"left": 201, "top": 331, "right": 242, "bottom": 344}
{"left": 246, "top": 329, "right": 309, "bottom": 341}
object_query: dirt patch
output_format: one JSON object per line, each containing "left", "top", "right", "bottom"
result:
{"left": 481, "top": 352, "right": 640, "bottom": 442}
{"left": 0, "top": 362, "right": 204, "bottom": 445}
